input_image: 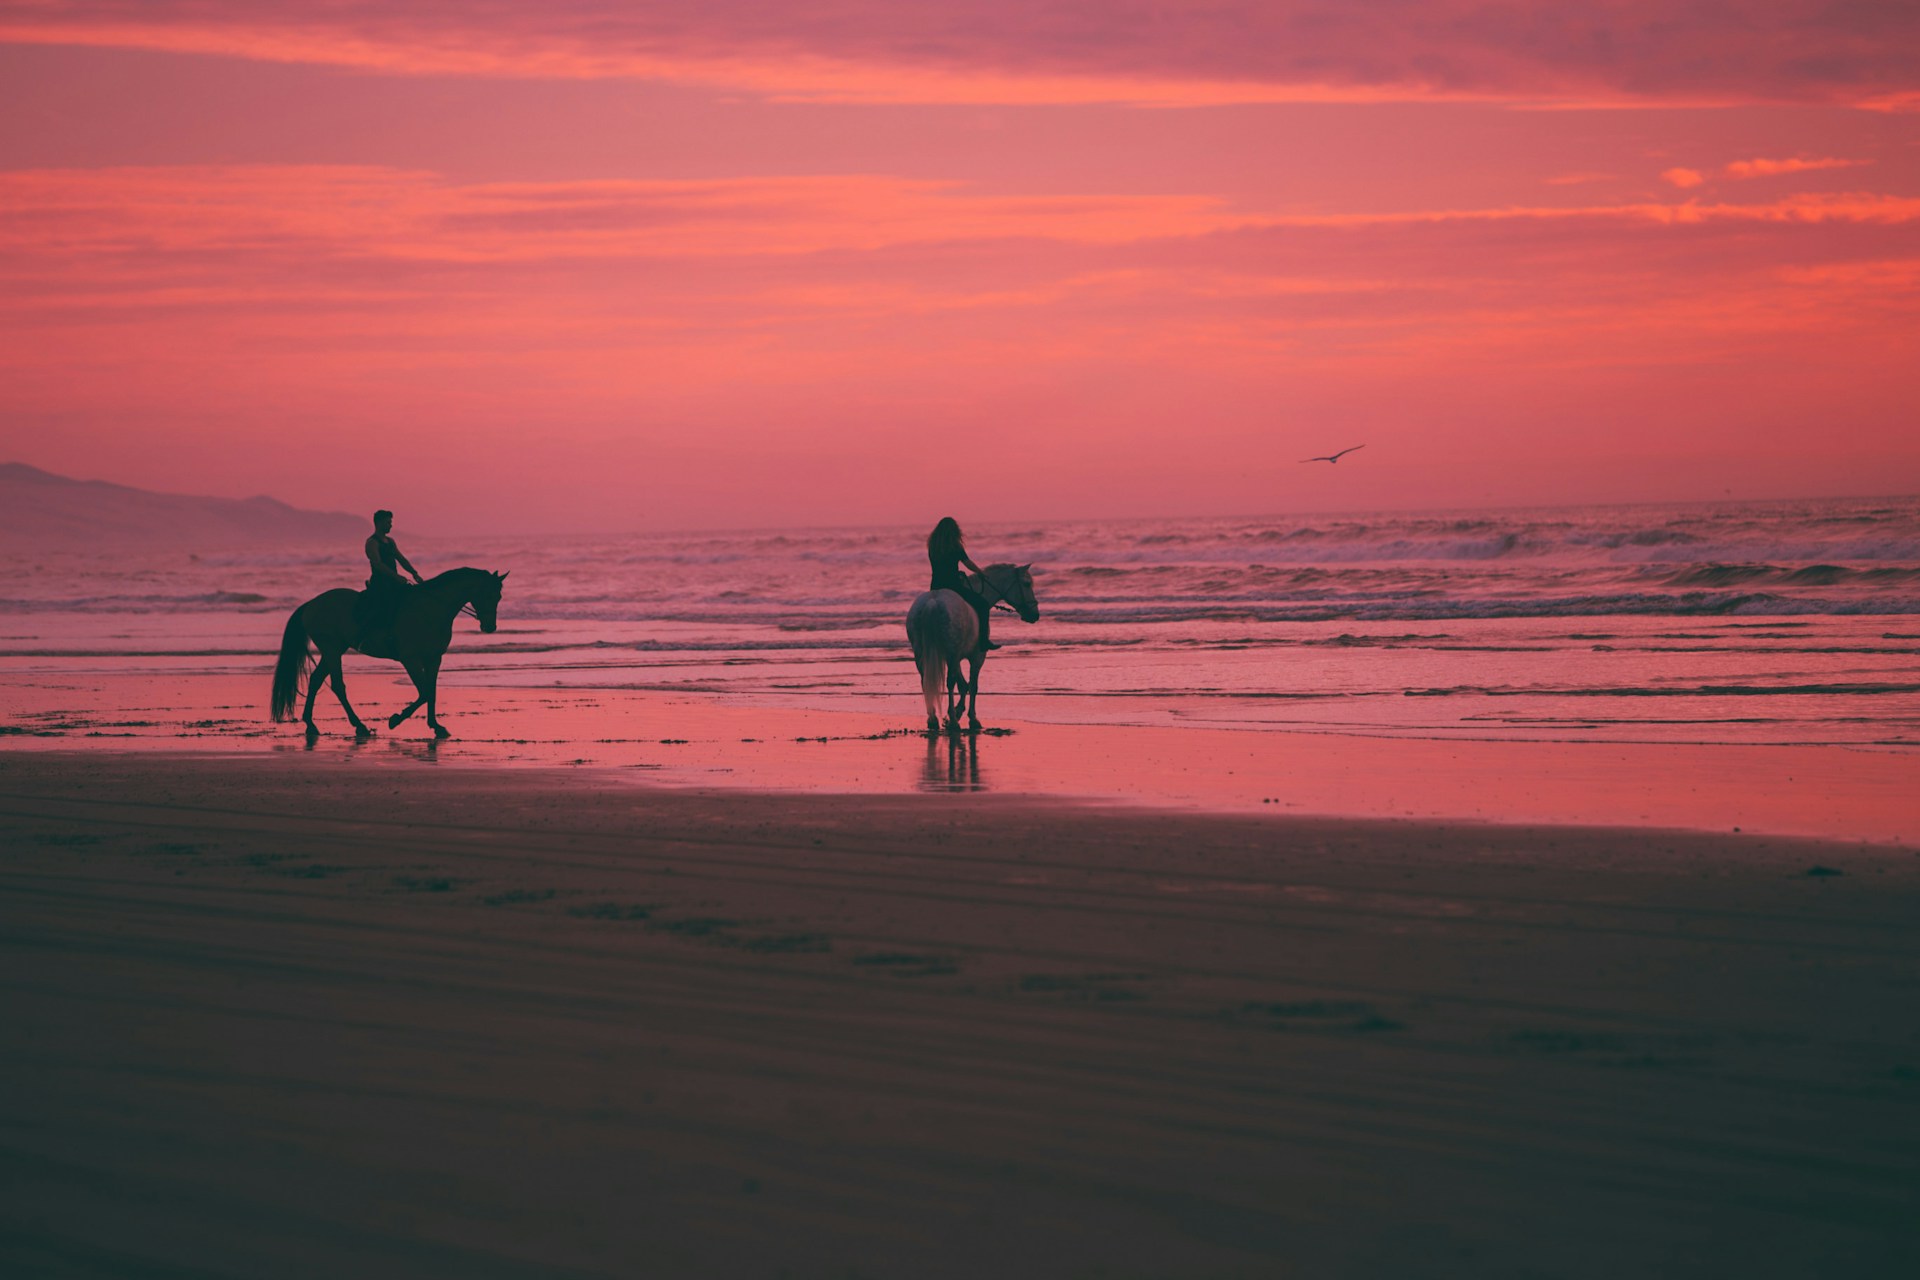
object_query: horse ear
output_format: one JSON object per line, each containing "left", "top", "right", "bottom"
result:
{"left": 497, "top": 570, "right": 510, "bottom": 581}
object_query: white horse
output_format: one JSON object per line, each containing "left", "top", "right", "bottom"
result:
{"left": 905, "top": 563, "right": 1039, "bottom": 734}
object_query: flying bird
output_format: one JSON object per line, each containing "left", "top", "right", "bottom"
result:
{"left": 1300, "top": 445, "right": 1365, "bottom": 464}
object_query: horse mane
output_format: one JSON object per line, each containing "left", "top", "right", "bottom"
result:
{"left": 974, "top": 562, "right": 1028, "bottom": 588}
{"left": 422, "top": 566, "right": 493, "bottom": 589}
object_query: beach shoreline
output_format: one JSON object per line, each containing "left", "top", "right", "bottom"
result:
{"left": 2, "top": 749, "right": 1917, "bottom": 1276}
{"left": 3, "top": 669, "right": 1914, "bottom": 844}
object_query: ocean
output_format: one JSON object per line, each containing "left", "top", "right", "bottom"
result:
{"left": 3, "top": 496, "right": 1918, "bottom": 749}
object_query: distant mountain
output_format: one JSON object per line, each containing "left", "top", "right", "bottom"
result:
{"left": 0, "top": 463, "right": 365, "bottom": 548}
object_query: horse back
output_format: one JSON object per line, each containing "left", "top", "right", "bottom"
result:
{"left": 303, "top": 587, "right": 361, "bottom": 611}
{"left": 292, "top": 587, "right": 362, "bottom": 647}
{"left": 905, "top": 589, "right": 976, "bottom": 661}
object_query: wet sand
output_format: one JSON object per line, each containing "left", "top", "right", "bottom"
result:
{"left": 2, "top": 751, "right": 1917, "bottom": 1277}
{"left": 3, "top": 671, "right": 1914, "bottom": 842}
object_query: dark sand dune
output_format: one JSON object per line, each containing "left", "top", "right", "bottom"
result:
{"left": 1, "top": 753, "right": 1916, "bottom": 1277}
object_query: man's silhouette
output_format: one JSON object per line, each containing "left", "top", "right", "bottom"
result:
{"left": 354, "top": 509, "right": 424, "bottom": 642}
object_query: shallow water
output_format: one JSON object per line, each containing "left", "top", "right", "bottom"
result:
{"left": 3, "top": 496, "right": 1918, "bottom": 748}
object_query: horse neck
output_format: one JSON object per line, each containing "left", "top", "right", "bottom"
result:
{"left": 973, "top": 563, "right": 1014, "bottom": 600}
{"left": 419, "top": 568, "right": 483, "bottom": 618}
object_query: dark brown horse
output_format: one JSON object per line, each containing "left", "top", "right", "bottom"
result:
{"left": 271, "top": 567, "right": 507, "bottom": 739}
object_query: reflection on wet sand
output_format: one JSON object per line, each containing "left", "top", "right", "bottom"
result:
{"left": 13, "top": 675, "right": 1916, "bottom": 840}
{"left": 383, "top": 736, "right": 442, "bottom": 764}
{"left": 289, "top": 732, "right": 439, "bottom": 763}
{"left": 920, "top": 731, "right": 986, "bottom": 792}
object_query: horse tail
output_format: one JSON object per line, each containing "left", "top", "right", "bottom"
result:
{"left": 906, "top": 596, "right": 948, "bottom": 725}
{"left": 918, "top": 643, "right": 947, "bottom": 725}
{"left": 270, "top": 607, "right": 312, "bottom": 721}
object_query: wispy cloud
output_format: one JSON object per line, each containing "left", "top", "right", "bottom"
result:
{"left": 2, "top": 2, "right": 1917, "bottom": 107}
{"left": 6, "top": 159, "right": 1914, "bottom": 521}
{"left": 1657, "top": 155, "right": 1872, "bottom": 189}
{"left": 0, "top": 168, "right": 1259, "bottom": 266}
{"left": 5, "top": 164, "right": 1915, "bottom": 364}
{"left": 8, "top": 166, "right": 1912, "bottom": 287}
{"left": 1724, "top": 156, "right": 1867, "bottom": 180}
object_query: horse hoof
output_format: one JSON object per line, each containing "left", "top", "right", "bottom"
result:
{"left": 433, "top": 725, "right": 452, "bottom": 740}
{"left": 387, "top": 714, "right": 404, "bottom": 730}
{"left": 304, "top": 723, "right": 320, "bottom": 739}
{"left": 354, "top": 725, "right": 373, "bottom": 740}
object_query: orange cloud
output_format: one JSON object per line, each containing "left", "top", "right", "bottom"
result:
{"left": 1723, "top": 156, "right": 1865, "bottom": 179}
{"left": 6, "top": 159, "right": 1916, "bottom": 526}
{"left": 0, "top": 167, "right": 1258, "bottom": 267}
{"left": 1662, "top": 168, "right": 1706, "bottom": 189}
{"left": 9, "top": 166, "right": 1914, "bottom": 296}
{"left": 6, "top": 164, "right": 1915, "bottom": 390}
{"left": 3, "top": 3, "right": 1918, "bottom": 108}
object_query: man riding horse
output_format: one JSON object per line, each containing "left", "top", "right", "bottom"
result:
{"left": 354, "top": 509, "right": 425, "bottom": 643}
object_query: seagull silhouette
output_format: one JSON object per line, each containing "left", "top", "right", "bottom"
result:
{"left": 1300, "top": 445, "right": 1365, "bottom": 464}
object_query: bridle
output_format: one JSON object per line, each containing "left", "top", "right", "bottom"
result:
{"left": 438, "top": 574, "right": 489, "bottom": 624}
{"left": 410, "top": 569, "right": 500, "bottom": 626}
{"left": 971, "top": 568, "right": 1029, "bottom": 617}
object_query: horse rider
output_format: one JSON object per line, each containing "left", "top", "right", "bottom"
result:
{"left": 927, "top": 516, "right": 1000, "bottom": 652}
{"left": 355, "top": 508, "right": 425, "bottom": 637}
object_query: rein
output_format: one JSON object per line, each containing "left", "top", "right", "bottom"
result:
{"left": 970, "top": 570, "right": 1024, "bottom": 616}
{"left": 416, "top": 570, "right": 485, "bottom": 623}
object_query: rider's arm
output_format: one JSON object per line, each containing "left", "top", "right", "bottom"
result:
{"left": 393, "top": 546, "right": 424, "bottom": 583}
{"left": 960, "top": 551, "right": 984, "bottom": 575}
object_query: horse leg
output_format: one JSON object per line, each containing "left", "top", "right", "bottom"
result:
{"left": 388, "top": 662, "right": 429, "bottom": 730}
{"left": 915, "top": 649, "right": 940, "bottom": 735}
{"left": 966, "top": 654, "right": 985, "bottom": 732}
{"left": 944, "top": 651, "right": 964, "bottom": 733}
{"left": 424, "top": 655, "right": 450, "bottom": 739}
{"left": 325, "top": 655, "right": 371, "bottom": 738}
{"left": 301, "top": 649, "right": 330, "bottom": 737}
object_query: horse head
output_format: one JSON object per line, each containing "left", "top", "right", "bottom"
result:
{"left": 466, "top": 568, "right": 508, "bottom": 633}
{"left": 987, "top": 563, "right": 1039, "bottom": 623}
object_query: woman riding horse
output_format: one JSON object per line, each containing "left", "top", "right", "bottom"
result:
{"left": 927, "top": 517, "right": 999, "bottom": 653}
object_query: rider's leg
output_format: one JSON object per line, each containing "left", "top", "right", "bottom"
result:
{"left": 357, "top": 577, "right": 403, "bottom": 642}
{"left": 955, "top": 585, "right": 997, "bottom": 652}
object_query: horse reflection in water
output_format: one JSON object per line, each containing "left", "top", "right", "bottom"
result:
{"left": 920, "top": 731, "right": 987, "bottom": 793}
{"left": 295, "top": 728, "right": 441, "bottom": 763}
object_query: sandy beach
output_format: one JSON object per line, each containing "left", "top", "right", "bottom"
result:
{"left": 3, "top": 749, "right": 1916, "bottom": 1277}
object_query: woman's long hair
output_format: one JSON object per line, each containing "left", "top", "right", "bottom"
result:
{"left": 928, "top": 516, "right": 965, "bottom": 562}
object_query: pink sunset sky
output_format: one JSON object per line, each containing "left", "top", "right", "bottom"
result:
{"left": 2, "top": 1, "right": 1917, "bottom": 532}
